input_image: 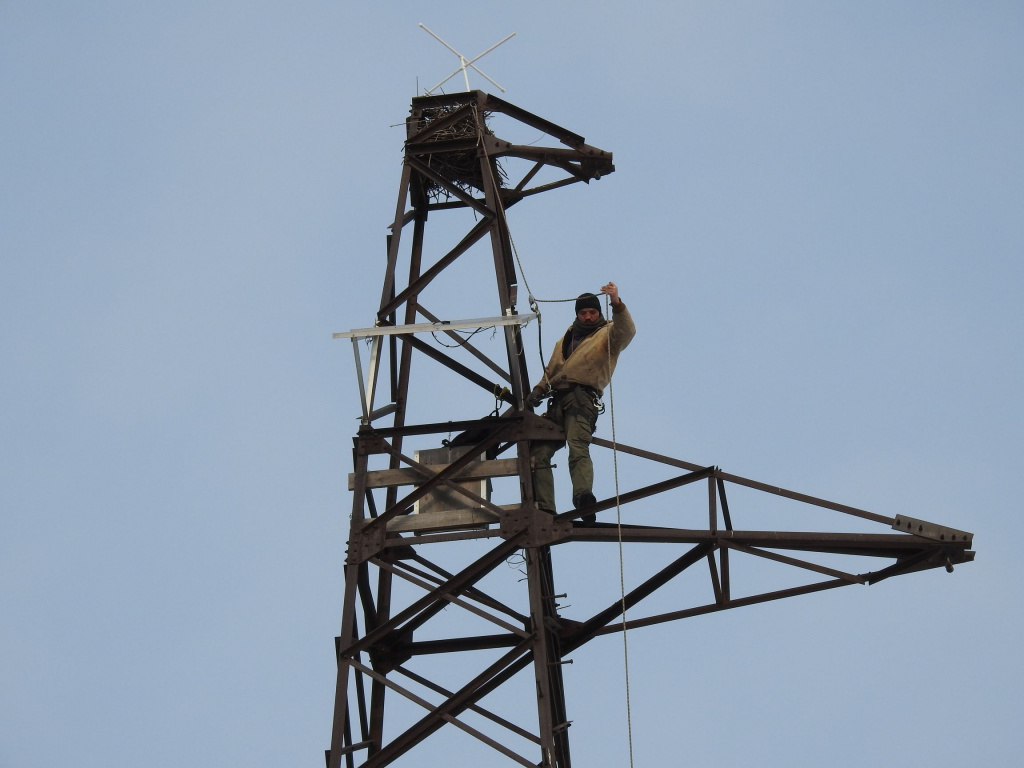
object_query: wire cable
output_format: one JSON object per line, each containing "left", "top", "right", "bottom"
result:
{"left": 605, "top": 294, "right": 635, "bottom": 768}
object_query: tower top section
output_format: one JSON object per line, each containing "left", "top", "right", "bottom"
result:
{"left": 405, "top": 90, "right": 614, "bottom": 209}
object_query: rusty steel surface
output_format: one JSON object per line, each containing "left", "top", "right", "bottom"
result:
{"left": 326, "top": 91, "right": 974, "bottom": 768}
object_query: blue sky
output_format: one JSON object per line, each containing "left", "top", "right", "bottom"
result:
{"left": 2, "top": 2, "right": 1021, "bottom": 766}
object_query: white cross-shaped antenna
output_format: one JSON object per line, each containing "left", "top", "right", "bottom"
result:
{"left": 419, "top": 23, "right": 516, "bottom": 95}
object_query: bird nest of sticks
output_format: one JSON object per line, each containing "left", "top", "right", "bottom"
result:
{"left": 412, "top": 105, "right": 507, "bottom": 204}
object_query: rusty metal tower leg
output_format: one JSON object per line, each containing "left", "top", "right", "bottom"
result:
{"left": 328, "top": 448, "right": 370, "bottom": 768}
{"left": 475, "top": 94, "right": 528, "bottom": 407}
{"left": 365, "top": 201, "right": 429, "bottom": 759}
{"left": 526, "top": 545, "right": 571, "bottom": 767}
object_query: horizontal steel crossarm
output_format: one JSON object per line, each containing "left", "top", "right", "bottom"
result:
{"left": 340, "top": 535, "right": 525, "bottom": 659}
{"left": 563, "top": 542, "right": 715, "bottom": 653}
{"left": 489, "top": 145, "right": 611, "bottom": 182}
{"left": 477, "top": 133, "right": 612, "bottom": 181}
{"left": 488, "top": 142, "right": 610, "bottom": 164}
{"left": 394, "top": 664, "right": 541, "bottom": 744}
{"left": 348, "top": 658, "right": 538, "bottom": 768}
{"left": 371, "top": 557, "right": 531, "bottom": 638}
{"left": 482, "top": 93, "right": 588, "bottom": 149}
{"left": 567, "top": 527, "right": 965, "bottom": 559}
{"left": 362, "top": 638, "right": 538, "bottom": 768}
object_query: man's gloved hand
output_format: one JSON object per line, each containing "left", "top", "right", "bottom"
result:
{"left": 526, "top": 386, "right": 547, "bottom": 409}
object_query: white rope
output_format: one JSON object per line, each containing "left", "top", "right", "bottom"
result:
{"left": 606, "top": 295, "right": 635, "bottom": 768}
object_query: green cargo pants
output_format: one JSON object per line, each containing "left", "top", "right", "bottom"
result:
{"left": 530, "top": 387, "right": 600, "bottom": 513}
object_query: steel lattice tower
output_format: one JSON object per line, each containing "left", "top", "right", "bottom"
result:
{"left": 326, "top": 91, "right": 974, "bottom": 768}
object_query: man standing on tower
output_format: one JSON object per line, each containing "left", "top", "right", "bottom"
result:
{"left": 526, "top": 282, "right": 636, "bottom": 525}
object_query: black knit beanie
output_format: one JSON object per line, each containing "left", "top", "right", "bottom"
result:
{"left": 575, "top": 293, "right": 601, "bottom": 314}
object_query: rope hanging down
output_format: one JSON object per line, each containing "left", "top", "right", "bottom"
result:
{"left": 605, "top": 294, "right": 635, "bottom": 768}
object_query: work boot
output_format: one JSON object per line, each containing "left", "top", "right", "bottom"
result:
{"left": 573, "top": 492, "right": 597, "bottom": 526}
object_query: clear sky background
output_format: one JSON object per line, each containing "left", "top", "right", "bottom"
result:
{"left": 2, "top": 2, "right": 1021, "bottom": 766}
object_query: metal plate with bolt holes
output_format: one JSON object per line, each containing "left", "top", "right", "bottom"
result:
{"left": 892, "top": 515, "right": 973, "bottom": 545}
